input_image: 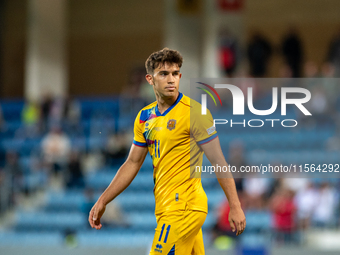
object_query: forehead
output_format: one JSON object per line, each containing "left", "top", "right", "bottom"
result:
{"left": 154, "top": 62, "right": 180, "bottom": 72}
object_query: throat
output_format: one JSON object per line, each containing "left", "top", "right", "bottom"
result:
{"left": 156, "top": 92, "right": 181, "bottom": 115}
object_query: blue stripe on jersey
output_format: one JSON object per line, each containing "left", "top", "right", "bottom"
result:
{"left": 158, "top": 140, "right": 160, "bottom": 158}
{"left": 168, "top": 244, "right": 175, "bottom": 255}
{"left": 197, "top": 133, "right": 218, "bottom": 145}
{"left": 140, "top": 108, "right": 154, "bottom": 122}
{"left": 133, "top": 140, "right": 147, "bottom": 147}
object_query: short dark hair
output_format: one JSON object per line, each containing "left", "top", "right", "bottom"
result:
{"left": 145, "top": 48, "right": 183, "bottom": 74}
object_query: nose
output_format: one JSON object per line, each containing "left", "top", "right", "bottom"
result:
{"left": 168, "top": 73, "right": 175, "bottom": 83}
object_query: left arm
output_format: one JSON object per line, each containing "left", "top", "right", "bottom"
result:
{"left": 200, "top": 136, "right": 246, "bottom": 236}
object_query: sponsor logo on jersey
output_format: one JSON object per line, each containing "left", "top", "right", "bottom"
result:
{"left": 207, "top": 126, "right": 216, "bottom": 135}
{"left": 155, "top": 243, "right": 163, "bottom": 253}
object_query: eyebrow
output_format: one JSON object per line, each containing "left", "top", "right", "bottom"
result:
{"left": 157, "top": 70, "right": 180, "bottom": 74}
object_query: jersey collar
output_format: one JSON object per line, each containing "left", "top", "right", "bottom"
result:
{"left": 155, "top": 92, "right": 183, "bottom": 117}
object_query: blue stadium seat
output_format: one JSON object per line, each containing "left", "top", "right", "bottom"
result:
{"left": 77, "top": 231, "right": 154, "bottom": 248}
{"left": 14, "top": 211, "right": 87, "bottom": 232}
{"left": 0, "top": 231, "right": 63, "bottom": 246}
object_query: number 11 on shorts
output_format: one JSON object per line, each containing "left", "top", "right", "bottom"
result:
{"left": 158, "top": 224, "right": 171, "bottom": 243}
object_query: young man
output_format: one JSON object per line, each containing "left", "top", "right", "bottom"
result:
{"left": 89, "top": 48, "right": 246, "bottom": 254}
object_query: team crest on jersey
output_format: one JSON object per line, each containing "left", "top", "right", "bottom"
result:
{"left": 167, "top": 119, "right": 176, "bottom": 131}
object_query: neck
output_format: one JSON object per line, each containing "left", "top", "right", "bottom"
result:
{"left": 155, "top": 92, "right": 179, "bottom": 114}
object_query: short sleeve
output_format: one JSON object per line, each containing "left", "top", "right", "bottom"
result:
{"left": 191, "top": 108, "right": 217, "bottom": 145}
{"left": 133, "top": 110, "right": 147, "bottom": 147}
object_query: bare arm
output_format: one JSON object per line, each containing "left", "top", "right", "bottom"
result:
{"left": 89, "top": 144, "right": 148, "bottom": 229}
{"left": 200, "top": 137, "right": 246, "bottom": 236}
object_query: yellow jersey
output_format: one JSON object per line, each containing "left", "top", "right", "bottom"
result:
{"left": 133, "top": 92, "right": 217, "bottom": 215}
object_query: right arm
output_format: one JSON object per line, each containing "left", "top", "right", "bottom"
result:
{"left": 88, "top": 144, "right": 148, "bottom": 229}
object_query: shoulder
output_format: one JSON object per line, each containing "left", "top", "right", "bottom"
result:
{"left": 180, "top": 94, "right": 201, "bottom": 108}
{"left": 180, "top": 95, "right": 205, "bottom": 115}
{"left": 135, "top": 101, "right": 157, "bottom": 122}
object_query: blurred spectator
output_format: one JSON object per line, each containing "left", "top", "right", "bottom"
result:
{"left": 321, "top": 62, "right": 336, "bottom": 78}
{"left": 327, "top": 27, "right": 340, "bottom": 77}
{"left": 82, "top": 151, "right": 105, "bottom": 174}
{"left": 298, "top": 86, "right": 329, "bottom": 128}
{"left": 49, "top": 97, "right": 64, "bottom": 126}
{"left": 278, "top": 64, "right": 293, "bottom": 78}
{"left": 81, "top": 188, "right": 128, "bottom": 229}
{"left": 21, "top": 100, "right": 41, "bottom": 138}
{"left": 227, "top": 140, "right": 246, "bottom": 194}
{"left": 281, "top": 27, "right": 303, "bottom": 77}
{"left": 219, "top": 28, "right": 239, "bottom": 77}
{"left": 302, "top": 61, "right": 320, "bottom": 112}
{"left": 41, "top": 126, "right": 71, "bottom": 175}
{"left": 211, "top": 199, "right": 237, "bottom": 242}
{"left": 22, "top": 101, "right": 40, "bottom": 126}
{"left": 294, "top": 181, "right": 318, "bottom": 231}
{"left": 63, "top": 96, "right": 81, "bottom": 133}
{"left": 303, "top": 61, "right": 319, "bottom": 78}
{"left": 65, "top": 151, "right": 85, "bottom": 189}
{"left": 243, "top": 177, "right": 270, "bottom": 209}
{"left": 104, "top": 132, "right": 129, "bottom": 166}
{"left": 270, "top": 186, "right": 296, "bottom": 245}
{"left": 4, "top": 152, "right": 24, "bottom": 195}
{"left": 0, "top": 152, "right": 24, "bottom": 214}
{"left": 283, "top": 178, "right": 309, "bottom": 193}
{"left": 40, "top": 93, "right": 54, "bottom": 131}
{"left": 278, "top": 64, "right": 299, "bottom": 87}
{"left": 320, "top": 62, "right": 338, "bottom": 108}
{"left": 101, "top": 201, "right": 129, "bottom": 228}
{"left": 309, "top": 87, "right": 329, "bottom": 121}
{"left": 312, "top": 182, "right": 338, "bottom": 228}
{"left": 247, "top": 32, "right": 272, "bottom": 77}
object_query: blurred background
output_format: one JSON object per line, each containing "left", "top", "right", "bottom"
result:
{"left": 0, "top": 0, "right": 340, "bottom": 254}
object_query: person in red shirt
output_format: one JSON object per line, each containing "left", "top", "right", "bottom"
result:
{"left": 270, "top": 186, "right": 296, "bottom": 244}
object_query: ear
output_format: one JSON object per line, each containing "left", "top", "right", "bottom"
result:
{"left": 145, "top": 74, "right": 154, "bottom": 85}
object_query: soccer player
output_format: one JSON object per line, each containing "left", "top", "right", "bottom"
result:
{"left": 88, "top": 48, "right": 246, "bottom": 254}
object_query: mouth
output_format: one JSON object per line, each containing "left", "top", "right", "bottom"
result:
{"left": 165, "top": 86, "right": 176, "bottom": 91}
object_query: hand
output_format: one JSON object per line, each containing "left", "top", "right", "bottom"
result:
{"left": 88, "top": 200, "right": 106, "bottom": 230}
{"left": 228, "top": 206, "right": 246, "bottom": 236}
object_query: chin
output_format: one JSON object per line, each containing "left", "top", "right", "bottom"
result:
{"left": 167, "top": 92, "right": 177, "bottom": 98}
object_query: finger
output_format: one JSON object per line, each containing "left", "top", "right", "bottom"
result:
{"left": 235, "top": 221, "right": 242, "bottom": 236}
{"left": 94, "top": 217, "right": 101, "bottom": 227}
{"left": 93, "top": 206, "right": 98, "bottom": 221}
{"left": 239, "top": 220, "right": 246, "bottom": 235}
{"left": 242, "top": 219, "right": 246, "bottom": 231}
{"left": 95, "top": 223, "right": 102, "bottom": 230}
{"left": 89, "top": 208, "right": 95, "bottom": 228}
{"left": 239, "top": 222, "right": 244, "bottom": 235}
{"left": 229, "top": 220, "right": 236, "bottom": 232}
